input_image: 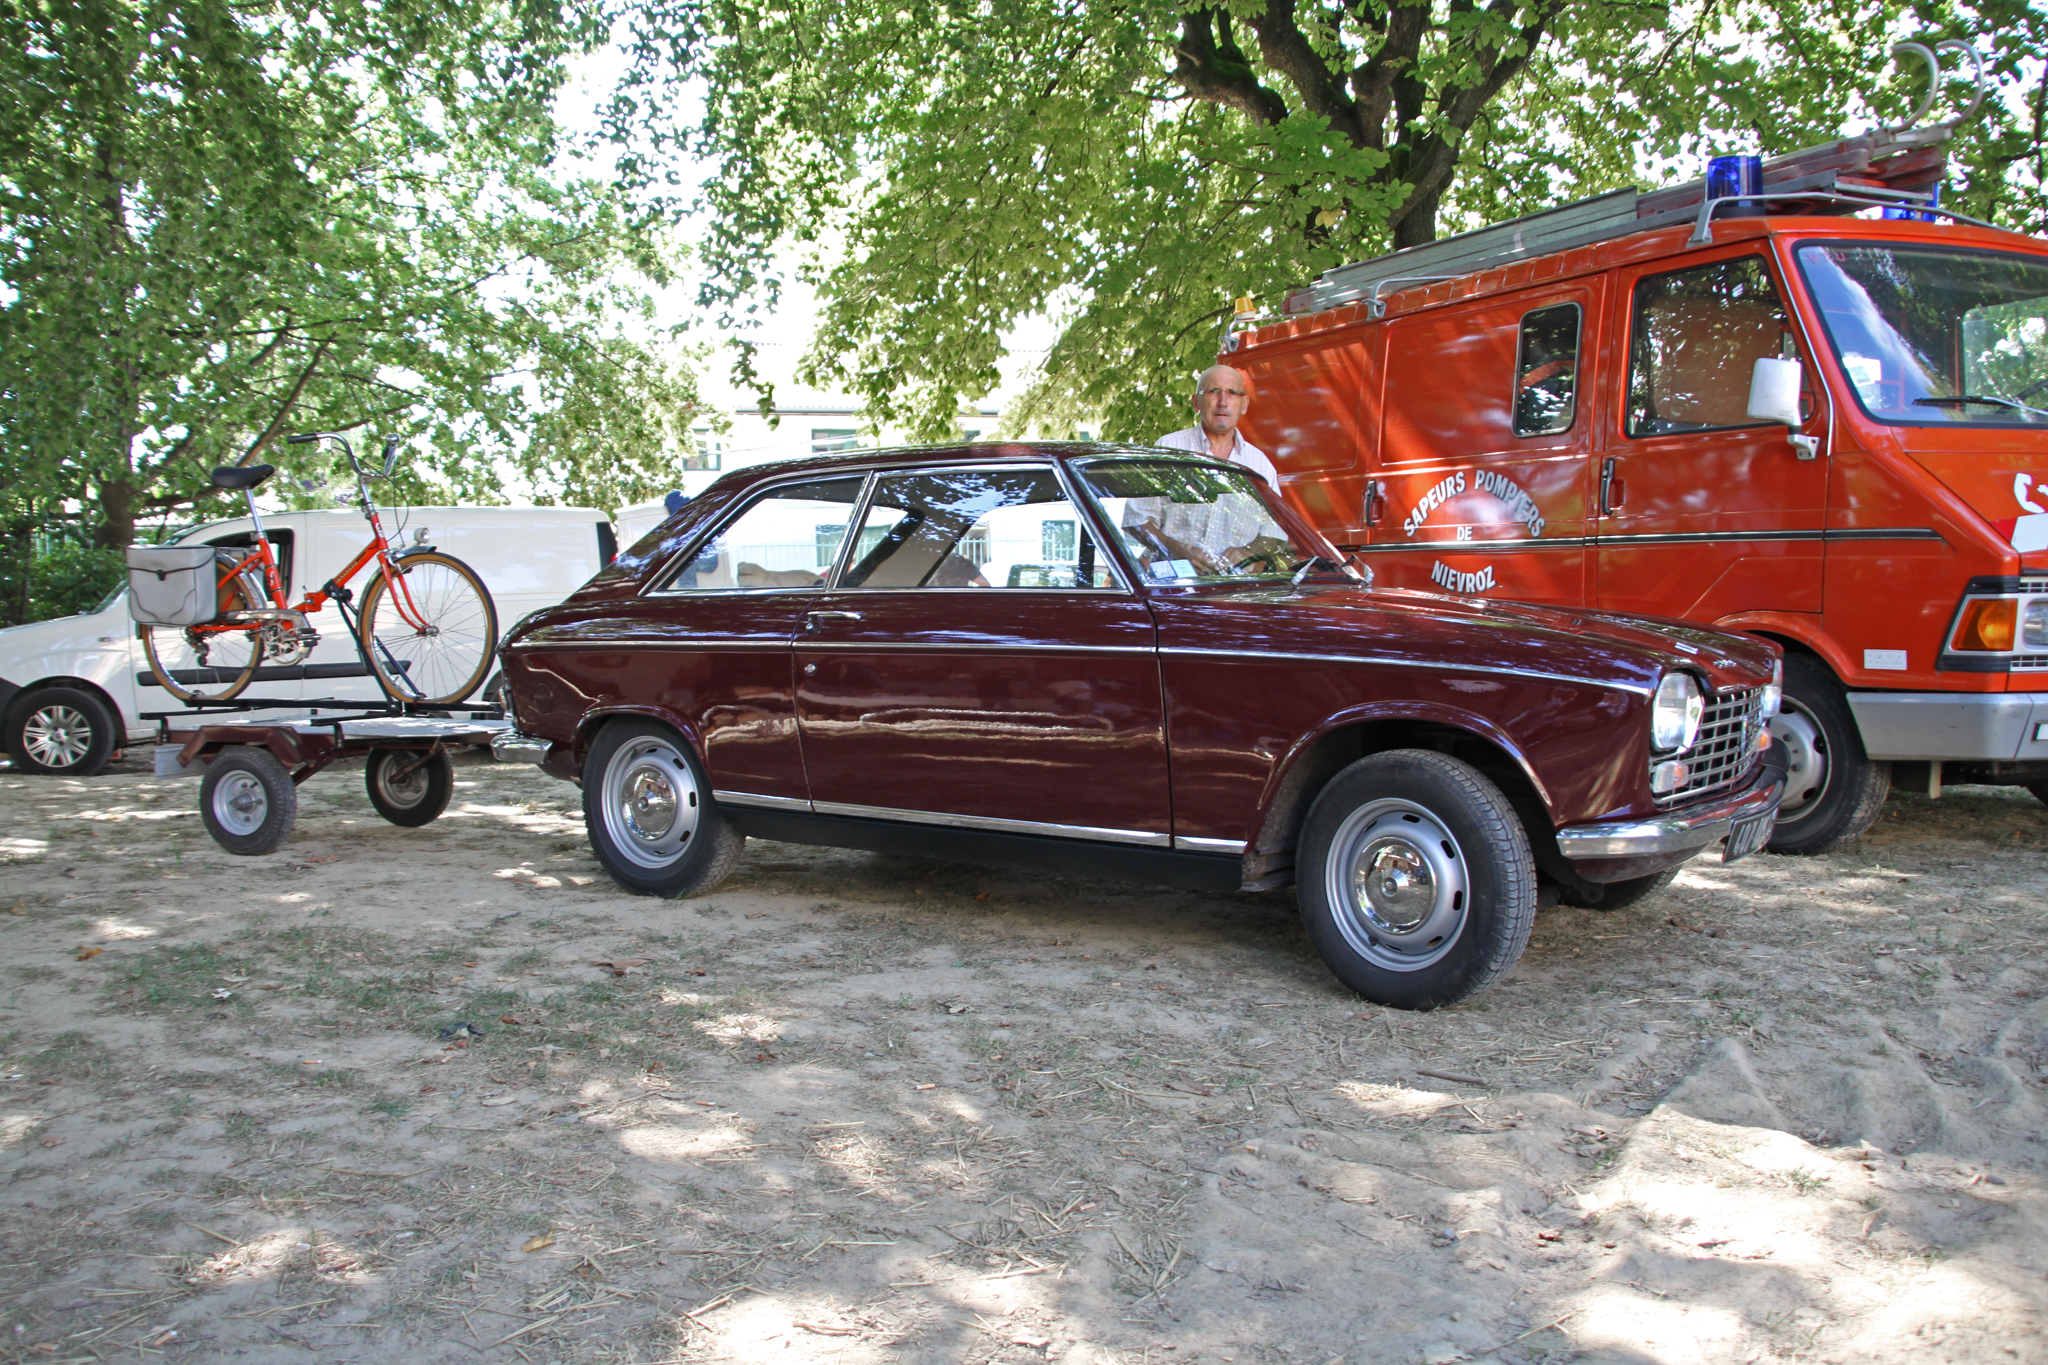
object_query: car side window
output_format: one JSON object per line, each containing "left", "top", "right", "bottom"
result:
{"left": 840, "top": 467, "right": 1118, "bottom": 590}
{"left": 659, "top": 476, "right": 867, "bottom": 592}
{"left": 1513, "top": 303, "right": 1581, "bottom": 436}
{"left": 1628, "top": 256, "right": 1803, "bottom": 437}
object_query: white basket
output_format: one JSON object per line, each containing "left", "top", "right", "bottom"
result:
{"left": 125, "top": 545, "right": 221, "bottom": 626}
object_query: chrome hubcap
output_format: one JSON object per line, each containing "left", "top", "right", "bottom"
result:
{"left": 602, "top": 738, "right": 700, "bottom": 869}
{"left": 23, "top": 706, "right": 91, "bottom": 768}
{"left": 1325, "top": 799, "right": 1469, "bottom": 973}
{"left": 1770, "top": 706, "right": 1828, "bottom": 819}
{"left": 213, "top": 772, "right": 269, "bottom": 836}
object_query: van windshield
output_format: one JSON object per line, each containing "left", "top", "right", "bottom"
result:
{"left": 1797, "top": 244, "right": 2048, "bottom": 426}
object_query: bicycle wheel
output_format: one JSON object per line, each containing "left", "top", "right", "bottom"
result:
{"left": 140, "top": 577, "right": 263, "bottom": 703}
{"left": 356, "top": 552, "right": 497, "bottom": 706}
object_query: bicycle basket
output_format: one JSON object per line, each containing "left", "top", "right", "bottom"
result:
{"left": 125, "top": 545, "right": 222, "bottom": 626}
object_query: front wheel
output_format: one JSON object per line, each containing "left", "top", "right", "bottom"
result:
{"left": 7, "top": 687, "right": 117, "bottom": 776}
{"left": 356, "top": 552, "right": 497, "bottom": 706}
{"left": 583, "top": 720, "right": 745, "bottom": 897}
{"left": 1297, "top": 749, "right": 1537, "bottom": 1010}
{"left": 199, "top": 745, "right": 298, "bottom": 855}
{"left": 364, "top": 748, "right": 454, "bottom": 826}
{"left": 1766, "top": 654, "right": 1889, "bottom": 855}
{"left": 1558, "top": 867, "right": 1679, "bottom": 911}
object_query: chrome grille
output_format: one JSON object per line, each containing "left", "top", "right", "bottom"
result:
{"left": 2009, "top": 655, "right": 2048, "bottom": 672}
{"left": 1656, "top": 685, "right": 1762, "bottom": 806}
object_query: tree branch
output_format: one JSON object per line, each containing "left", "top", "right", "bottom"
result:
{"left": 1170, "top": 8, "right": 1289, "bottom": 125}
{"left": 237, "top": 337, "right": 331, "bottom": 467}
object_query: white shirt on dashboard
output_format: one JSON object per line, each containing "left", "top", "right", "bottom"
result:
{"left": 1154, "top": 426, "right": 1278, "bottom": 486}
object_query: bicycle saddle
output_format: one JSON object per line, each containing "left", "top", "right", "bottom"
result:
{"left": 210, "top": 464, "right": 275, "bottom": 490}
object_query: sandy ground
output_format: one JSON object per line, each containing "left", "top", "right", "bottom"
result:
{"left": 0, "top": 754, "right": 2043, "bottom": 1365}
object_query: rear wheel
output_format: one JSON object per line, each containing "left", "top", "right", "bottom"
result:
{"left": 583, "top": 720, "right": 745, "bottom": 897}
{"left": 2030, "top": 782, "right": 2048, "bottom": 809}
{"left": 1296, "top": 749, "right": 1537, "bottom": 1011}
{"left": 7, "top": 687, "right": 117, "bottom": 776}
{"left": 356, "top": 552, "right": 497, "bottom": 706}
{"left": 1558, "top": 867, "right": 1679, "bottom": 910}
{"left": 365, "top": 748, "right": 454, "bottom": 827}
{"left": 141, "top": 576, "right": 263, "bottom": 703}
{"left": 1766, "top": 654, "right": 1889, "bottom": 855}
{"left": 199, "top": 745, "right": 298, "bottom": 855}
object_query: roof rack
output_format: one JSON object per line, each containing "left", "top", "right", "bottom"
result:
{"left": 1281, "top": 123, "right": 1961, "bottom": 320}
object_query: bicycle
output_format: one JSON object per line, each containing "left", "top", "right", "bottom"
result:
{"left": 138, "top": 433, "right": 499, "bottom": 706}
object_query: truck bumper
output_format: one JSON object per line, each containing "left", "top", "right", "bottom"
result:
{"left": 491, "top": 730, "right": 553, "bottom": 765}
{"left": 1846, "top": 691, "right": 2048, "bottom": 761}
{"left": 1554, "top": 763, "right": 1786, "bottom": 872}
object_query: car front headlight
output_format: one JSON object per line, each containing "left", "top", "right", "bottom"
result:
{"left": 1651, "top": 672, "right": 1704, "bottom": 753}
{"left": 1760, "top": 657, "right": 1783, "bottom": 719}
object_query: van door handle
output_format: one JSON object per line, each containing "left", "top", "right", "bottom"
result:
{"left": 1599, "top": 458, "right": 1625, "bottom": 515}
{"left": 803, "top": 610, "right": 863, "bottom": 632}
{"left": 1363, "top": 479, "right": 1387, "bottom": 526}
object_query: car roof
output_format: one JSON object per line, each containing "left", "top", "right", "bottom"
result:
{"left": 698, "top": 440, "right": 1231, "bottom": 495}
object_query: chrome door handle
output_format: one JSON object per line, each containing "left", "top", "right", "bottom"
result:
{"left": 803, "top": 610, "right": 863, "bottom": 632}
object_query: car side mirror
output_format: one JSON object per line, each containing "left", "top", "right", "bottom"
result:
{"left": 1747, "top": 357, "right": 1804, "bottom": 426}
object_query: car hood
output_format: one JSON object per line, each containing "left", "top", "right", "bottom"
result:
{"left": 1153, "top": 583, "right": 1780, "bottom": 694}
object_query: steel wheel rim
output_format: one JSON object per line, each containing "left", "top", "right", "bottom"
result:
{"left": 212, "top": 771, "right": 270, "bottom": 837}
{"left": 23, "top": 705, "right": 92, "bottom": 768}
{"left": 601, "top": 737, "right": 700, "bottom": 870}
{"left": 1324, "top": 797, "right": 1469, "bottom": 972}
{"left": 369, "top": 562, "right": 491, "bottom": 701}
{"left": 374, "top": 756, "right": 431, "bottom": 808}
{"left": 1769, "top": 704, "right": 1829, "bottom": 821}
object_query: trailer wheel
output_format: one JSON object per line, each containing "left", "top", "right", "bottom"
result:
{"left": 1766, "top": 654, "right": 1889, "bottom": 855}
{"left": 200, "top": 746, "right": 298, "bottom": 855}
{"left": 365, "top": 748, "right": 454, "bottom": 827}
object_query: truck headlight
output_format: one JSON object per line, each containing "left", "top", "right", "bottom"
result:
{"left": 2025, "top": 599, "right": 2048, "bottom": 650}
{"left": 1761, "top": 658, "right": 1783, "bottom": 718}
{"left": 1652, "top": 672, "right": 1704, "bottom": 753}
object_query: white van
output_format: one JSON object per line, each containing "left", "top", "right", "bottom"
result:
{"left": 0, "top": 505, "right": 616, "bottom": 776}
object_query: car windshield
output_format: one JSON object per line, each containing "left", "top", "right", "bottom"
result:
{"left": 1796, "top": 243, "right": 2048, "bottom": 426}
{"left": 1075, "top": 458, "right": 1318, "bottom": 583}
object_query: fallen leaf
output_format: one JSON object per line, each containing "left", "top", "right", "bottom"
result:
{"left": 797, "top": 1321, "right": 860, "bottom": 1336}
{"left": 481, "top": 1095, "right": 520, "bottom": 1107}
{"left": 6, "top": 899, "right": 25, "bottom": 916}
{"left": 591, "top": 958, "right": 647, "bottom": 977}
{"left": 913, "top": 1083, "right": 936, "bottom": 1090}
{"left": 946, "top": 1002, "right": 969, "bottom": 1014}
{"left": 521, "top": 1232, "right": 554, "bottom": 1253}
{"left": 39, "top": 1136, "right": 62, "bottom": 1148}
{"left": 74, "top": 947, "right": 103, "bottom": 961}
{"left": 499, "top": 1015, "right": 524, "bottom": 1025}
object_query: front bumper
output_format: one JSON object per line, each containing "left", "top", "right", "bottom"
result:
{"left": 491, "top": 730, "right": 553, "bottom": 765}
{"left": 1846, "top": 691, "right": 2048, "bottom": 761}
{"left": 1555, "top": 762, "right": 1786, "bottom": 865}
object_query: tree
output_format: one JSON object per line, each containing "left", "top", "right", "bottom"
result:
{"left": 0, "top": 0, "right": 704, "bottom": 577}
{"left": 614, "top": 0, "right": 2047, "bottom": 443}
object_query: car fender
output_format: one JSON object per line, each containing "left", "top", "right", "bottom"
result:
{"left": 570, "top": 702, "right": 712, "bottom": 775}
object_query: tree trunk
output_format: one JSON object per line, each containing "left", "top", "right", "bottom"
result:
{"left": 93, "top": 478, "right": 137, "bottom": 551}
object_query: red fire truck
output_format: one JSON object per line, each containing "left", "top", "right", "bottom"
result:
{"left": 1230, "top": 120, "right": 2048, "bottom": 854}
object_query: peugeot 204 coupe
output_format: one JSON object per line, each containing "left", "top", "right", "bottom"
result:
{"left": 494, "top": 445, "right": 1786, "bottom": 1009}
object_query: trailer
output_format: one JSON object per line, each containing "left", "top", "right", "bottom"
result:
{"left": 147, "top": 699, "right": 510, "bottom": 854}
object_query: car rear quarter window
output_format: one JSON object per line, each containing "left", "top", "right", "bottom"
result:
{"left": 840, "top": 467, "right": 1118, "bottom": 589}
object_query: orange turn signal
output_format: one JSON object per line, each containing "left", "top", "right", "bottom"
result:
{"left": 1951, "top": 598, "right": 2018, "bottom": 652}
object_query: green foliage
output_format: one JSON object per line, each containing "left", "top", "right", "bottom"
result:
{"left": 1, "top": 0, "right": 706, "bottom": 556}
{"left": 614, "top": 0, "right": 2046, "bottom": 443}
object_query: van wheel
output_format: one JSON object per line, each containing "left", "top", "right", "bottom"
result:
{"left": 1297, "top": 750, "right": 1537, "bottom": 1011}
{"left": 7, "top": 688, "right": 117, "bottom": 776}
{"left": 1558, "top": 868, "right": 1679, "bottom": 910}
{"left": 583, "top": 720, "right": 745, "bottom": 897}
{"left": 1766, "top": 655, "right": 1889, "bottom": 855}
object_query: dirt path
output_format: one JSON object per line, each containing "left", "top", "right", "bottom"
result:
{"left": 0, "top": 758, "right": 2043, "bottom": 1364}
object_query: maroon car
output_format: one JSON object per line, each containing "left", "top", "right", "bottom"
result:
{"left": 493, "top": 445, "right": 1785, "bottom": 1009}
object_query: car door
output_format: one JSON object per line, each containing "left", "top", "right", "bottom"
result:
{"left": 794, "top": 464, "right": 1171, "bottom": 845}
{"left": 1595, "top": 250, "right": 1829, "bottom": 619}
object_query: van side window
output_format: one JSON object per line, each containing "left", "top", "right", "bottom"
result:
{"left": 1628, "top": 257, "right": 1791, "bottom": 437}
{"left": 1513, "top": 304, "right": 1581, "bottom": 436}
{"left": 657, "top": 476, "right": 867, "bottom": 592}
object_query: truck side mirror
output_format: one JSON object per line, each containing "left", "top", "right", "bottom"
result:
{"left": 1747, "top": 357, "right": 1804, "bottom": 426}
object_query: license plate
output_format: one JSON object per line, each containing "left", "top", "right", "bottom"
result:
{"left": 1723, "top": 811, "right": 1773, "bottom": 863}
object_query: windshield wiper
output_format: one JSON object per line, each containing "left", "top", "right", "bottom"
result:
{"left": 1913, "top": 394, "right": 2048, "bottom": 420}
{"left": 1292, "top": 555, "right": 1363, "bottom": 587}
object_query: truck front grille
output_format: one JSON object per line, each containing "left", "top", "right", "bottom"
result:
{"left": 1656, "top": 685, "right": 1762, "bottom": 806}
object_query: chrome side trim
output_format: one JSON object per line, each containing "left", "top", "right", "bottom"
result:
{"left": 1174, "top": 835, "right": 1247, "bottom": 854}
{"left": 491, "top": 731, "right": 552, "bottom": 765}
{"left": 1555, "top": 766, "right": 1785, "bottom": 859}
{"left": 513, "top": 638, "right": 790, "bottom": 651}
{"left": 1159, "top": 647, "right": 1653, "bottom": 696}
{"left": 809, "top": 799, "right": 1171, "bottom": 847}
{"left": 711, "top": 790, "right": 814, "bottom": 812}
{"left": 796, "top": 641, "right": 1155, "bottom": 655}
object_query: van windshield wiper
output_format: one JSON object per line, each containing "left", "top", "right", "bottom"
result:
{"left": 1913, "top": 394, "right": 2048, "bottom": 420}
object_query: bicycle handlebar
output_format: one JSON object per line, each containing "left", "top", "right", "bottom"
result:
{"left": 284, "top": 431, "right": 406, "bottom": 483}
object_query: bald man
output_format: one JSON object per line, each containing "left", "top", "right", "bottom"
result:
{"left": 1154, "top": 365, "right": 1278, "bottom": 485}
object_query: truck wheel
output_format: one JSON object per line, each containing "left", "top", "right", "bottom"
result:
{"left": 6, "top": 687, "right": 117, "bottom": 776}
{"left": 583, "top": 720, "right": 745, "bottom": 897}
{"left": 1766, "top": 654, "right": 1889, "bottom": 855}
{"left": 2030, "top": 783, "right": 2048, "bottom": 809}
{"left": 1296, "top": 750, "right": 1537, "bottom": 1011}
{"left": 200, "top": 746, "right": 298, "bottom": 855}
{"left": 1559, "top": 868, "right": 1679, "bottom": 910}
{"left": 365, "top": 748, "right": 454, "bottom": 827}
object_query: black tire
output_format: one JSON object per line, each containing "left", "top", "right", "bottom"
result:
{"left": 1559, "top": 867, "right": 1680, "bottom": 911}
{"left": 582, "top": 720, "right": 745, "bottom": 897}
{"left": 199, "top": 745, "right": 298, "bottom": 855}
{"left": 2030, "top": 782, "right": 2048, "bottom": 809}
{"left": 6, "top": 687, "right": 117, "bottom": 776}
{"left": 140, "top": 572, "right": 263, "bottom": 703}
{"left": 356, "top": 552, "right": 497, "bottom": 706}
{"left": 482, "top": 671, "right": 509, "bottom": 716}
{"left": 1766, "top": 654, "right": 1890, "bottom": 855}
{"left": 365, "top": 748, "right": 454, "bottom": 827}
{"left": 1296, "top": 749, "right": 1537, "bottom": 1010}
